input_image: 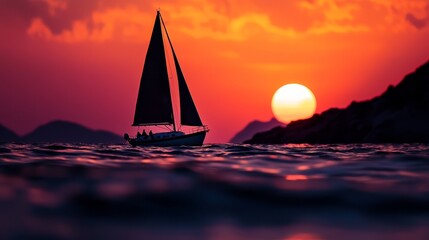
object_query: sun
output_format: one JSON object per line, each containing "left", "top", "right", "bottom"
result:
{"left": 271, "top": 84, "right": 317, "bottom": 124}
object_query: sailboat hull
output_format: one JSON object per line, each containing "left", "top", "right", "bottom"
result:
{"left": 126, "top": 130, "right": 207, "bottom": 147}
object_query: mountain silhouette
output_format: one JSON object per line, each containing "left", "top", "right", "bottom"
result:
{"left": 230, "top": 118, "right": 283, "bottom": 143}
{"left": 246, "top": 60, "right": 429, "bottom": 144}
{"left": 0, "top": 124, "right": 20, "bottom": 142}
{"left": 22, "top": 120, "right": 123, "bottom": 144}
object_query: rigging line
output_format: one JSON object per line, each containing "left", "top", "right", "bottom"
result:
{"left": 159, "top": 12, "right": 179, "bottom": 71}
{"left": 157, "top": 125, "right": 172, "bottom": 131}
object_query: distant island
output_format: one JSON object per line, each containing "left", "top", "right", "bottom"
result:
{"left": 230, "top": 118, "right": 283, "bottom": 143}
{"left": 246, "top": 60, "right": 429, "bottom": 144}
{"left": 0, "top": 125, "right": 20, "bottom": 142}
{"left": 0, "top": 120, "right": 123, "bottom": 144}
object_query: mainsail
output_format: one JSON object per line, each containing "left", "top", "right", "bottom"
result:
{"left": 133, "top": 11, "right": 174, "bottom": 126}
{"left": 133, "top": 11, "right": 203, "bottom": 128}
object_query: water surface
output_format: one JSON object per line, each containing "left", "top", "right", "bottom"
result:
{"left": 0, "top": 143, "right": 429, "bottom": 239}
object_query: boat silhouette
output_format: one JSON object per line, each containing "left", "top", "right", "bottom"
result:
{"left": 125, "top": 11, "right": 208, "bottom": 147}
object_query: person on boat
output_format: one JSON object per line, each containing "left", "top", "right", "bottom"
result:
{"left": 149, "top": 130, "right": 153, "bottom": 139}
{"left": 137, "top": 131, "right": 141, "bottom": 137}
{"left": 142, "top": 130, "right": 148, "bottom": 137}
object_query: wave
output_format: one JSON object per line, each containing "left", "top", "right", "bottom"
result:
{"left": 1, "top": 143, "right": 429, "bottom": 239}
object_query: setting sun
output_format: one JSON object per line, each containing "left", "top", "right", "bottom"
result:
{"left": 271, "top": 84, "right": 317, "bottom": 124}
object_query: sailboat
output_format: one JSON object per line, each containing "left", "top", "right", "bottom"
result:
{"left": 124, "top": 11, "right": 209, "bottom": 147}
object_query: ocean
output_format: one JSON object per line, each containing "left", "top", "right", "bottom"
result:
{"left": 0, "top": 143, "right": 429, "bottom": 240}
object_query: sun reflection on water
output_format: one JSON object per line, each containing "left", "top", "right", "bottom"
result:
{"left": 284, "top": 233, "right": 322, "bottom": 240}
{"left": 285, "top": 175, "right": 308, "bottom": 181}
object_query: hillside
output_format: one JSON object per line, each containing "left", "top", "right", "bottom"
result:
{"left": 0, "top": 124, "right": 20, "bottom": 142}
{"left": 23, "top": 121, "right": 123, "bottom": 144}
{"left": 230, "top": 118, "right": 283, "bottom": 143}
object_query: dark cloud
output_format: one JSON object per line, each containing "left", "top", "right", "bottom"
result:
{"left": 0, "top": 0, "right": 152, "bottom": 34}
{"left": 0, "top": 0, "right": 45, "bottom": 22}
{"left": 405, "top": 4, "right": 429, "bottom": 29}
{"left": 31, "top": 1, "right": 100, "bottom": 34}
{"left": 0, "top": 0, "right": 90, "bottom": 33}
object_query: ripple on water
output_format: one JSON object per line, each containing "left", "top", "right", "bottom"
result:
{"left": 0, "top": 144, "right": 428, "bottom": 221}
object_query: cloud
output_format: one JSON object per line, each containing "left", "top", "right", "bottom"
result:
{"left": 299, "top": 0, "right": 429, "bottom": 33}
{"left": 179, "top": 13, "right": 298, "bottom": 41}
{"left": 308, "top": 23, "right": 369, "bottom": 34}
{"left": 27, "top": 0, "right": 298, "bottom": 43}
{"left": 367, "top": 0, "right": 429, "bottom": 30}
{"left": 405, "top": 3, "right": 429, "bottom": 29}
{"left": 160, "top": 1, "right": 297, "bottom": 41}
{"left": 40, "top": 0, "right": 67, "bottom": 16}
{"left": 27, "top": 17, "right": 91, "bottom": 43}
{"left": 27, "top": 7, "right": 152, "bottom": 43}
{"left": 299, "top": 0, "right": 370, "bottom": 34}
{"left": 300, "top": 0, "right": 358, "bottom": 21}
{"left": 27, "top": 18, "right": 55, "bottom": 40}
{"left": 159, "top": 0, "right": 370, "bottom": 40}
{"left": 25, "top": 0, "right": 429, "bottom": 44}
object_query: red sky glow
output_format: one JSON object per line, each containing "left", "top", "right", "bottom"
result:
{"left": 1, "top": 0, "right": 429, "bottom": 142}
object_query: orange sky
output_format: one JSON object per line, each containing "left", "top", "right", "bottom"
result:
{"left": 1, "top": 0, "right": 429, "bottom": 143}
